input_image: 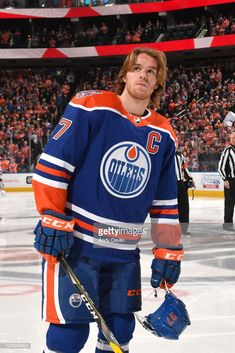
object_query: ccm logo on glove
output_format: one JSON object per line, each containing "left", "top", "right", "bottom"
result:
{"left": 42, "top": 215, "right": 74, "bottom": 231}
{"left": 153, "top": 248, "right": 184, "bottom": 261}
{"left": 34, "top": 210, "right": 74, "bottom": 263}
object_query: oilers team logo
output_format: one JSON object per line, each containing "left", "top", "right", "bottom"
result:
{"left": 69, "top": 293, "right": 82, "bottom": 308}
{"left": 100, "top": 141, "right": 151, "bottom": 198}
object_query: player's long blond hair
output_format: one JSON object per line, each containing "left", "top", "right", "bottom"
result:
{"left": 115, "top": 47, "right": 167, "bottom": 109}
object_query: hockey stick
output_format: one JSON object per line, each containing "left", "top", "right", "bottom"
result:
{"left": 58, "top": 254, "right": 124, "bottom": 353}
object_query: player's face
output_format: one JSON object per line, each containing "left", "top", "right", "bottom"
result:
{"left": 123, "top": 53, "right": 158, "bottom": 101}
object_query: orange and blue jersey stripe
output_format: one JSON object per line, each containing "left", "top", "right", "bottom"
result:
{"left": 149, "top": 198, "right": 179, "bottom": 225}
{"left": 65, "top": 202, "right": 142, "bottom": 251}
{"left": 32, "top": 152, "right": 75, "bottom": 214}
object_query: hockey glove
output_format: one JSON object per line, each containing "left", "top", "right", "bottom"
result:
{"left": 151, "top": 246, "right": 184, "bottom": 289}
{"left": 34, "top": 210, "right": 74, "bottom": 264}
{"left": 184, "top": 179, "right": 195, "bottom": 189}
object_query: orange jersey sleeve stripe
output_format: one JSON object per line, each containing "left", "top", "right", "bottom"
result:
{"left": 36, "top": 163, "right": 71, "bottom": 180}
{"left": 149, "top": 209, "right": 178, "bottom": 215}
{"left": 32, "top": 179, "right": 67, "bottom": 214}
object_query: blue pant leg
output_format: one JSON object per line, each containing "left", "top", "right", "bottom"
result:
{"left": 45, "top": 323, "right": 89, "bottom": 353}
{"left": 95, "top": 313, "right": 135, "bottom": 353}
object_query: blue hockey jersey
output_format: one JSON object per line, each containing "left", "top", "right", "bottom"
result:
{"left": 33, "top": 90, "right": 181, "bottom": 262}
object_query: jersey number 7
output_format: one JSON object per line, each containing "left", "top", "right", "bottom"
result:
{"left": 53, "top": 117, "right": 72, "bottom": 140}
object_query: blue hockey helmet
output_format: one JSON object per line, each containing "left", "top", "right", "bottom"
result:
{"left": 136, "top": 291, "right": 191, "bottom": 340}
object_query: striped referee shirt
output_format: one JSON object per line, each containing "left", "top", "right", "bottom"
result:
{"left": 175, "top": 151, "right": 192, "bottom": 182}
{"left": 218, "top": 144, "right": 235, "bottom": 180}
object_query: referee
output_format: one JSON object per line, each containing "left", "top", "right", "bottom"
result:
{"left": 218, "top": 131, "right": 235, "bottom": 233}
{"left": 175, "top": 150, "right": 194, "bottom": 236}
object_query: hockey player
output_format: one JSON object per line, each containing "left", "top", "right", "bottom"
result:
{"left": 33, "top": 47, "right": 183, "bottom": 353}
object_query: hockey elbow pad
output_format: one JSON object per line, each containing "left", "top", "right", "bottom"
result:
{"left": 34, "top": 210, "right": 74, "bottom": 264}
{"left": 151, "top": 246, "right": 184, "bottom": 289}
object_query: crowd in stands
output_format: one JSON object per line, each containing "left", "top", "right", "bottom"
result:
{"left": 164, "top": 65, "right": 234, "bottom": 172}
{"left": 0, "top": 60, "right": 234, "bottom": 173}
{"left": 0, "top": 68, "right": 76, "bottom": 172}
{"left": 1, "top": 10, "right": 234, "bottom": 48}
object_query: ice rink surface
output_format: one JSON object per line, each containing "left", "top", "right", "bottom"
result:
{"left": 0, "top": 192, "right": 235, "bottom": 353}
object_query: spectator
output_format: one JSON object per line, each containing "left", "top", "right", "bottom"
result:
{"left": 8, "top": 158, "right": 17, "bottom": 173}
{"left": 0, "top": 154, "right": 10, "bottom": 172}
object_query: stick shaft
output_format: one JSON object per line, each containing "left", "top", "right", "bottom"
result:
{"left": 58, "top": 254, "right": 124, "bottom": 353}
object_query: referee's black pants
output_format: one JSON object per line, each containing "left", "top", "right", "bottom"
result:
{"left": 177, "top": 180, "right": 190, "bottom": 233}
{"left": 224, "top": 178, "right": 235, "bottom": 229}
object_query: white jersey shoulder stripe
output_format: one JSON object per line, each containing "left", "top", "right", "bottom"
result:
{"left": 40, "top": 152, "right": 75, "bottom": 173}
{"left": 69, "top": 101, "right": 129, "bottom": 120}
{"left": 69, "top": 102, "right": 174, "bottom": 140}
{"left": 69, "top": 102, "right": 154, "bottom": 121}
{"left": 33, "top": 173, "right": 68, "bottom": 190}
{"left": 152, "top": 199, "right": 178, "bottom": 206}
